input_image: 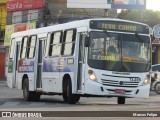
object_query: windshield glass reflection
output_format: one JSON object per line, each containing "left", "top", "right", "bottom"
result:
{"left": 88, "top": 31, "right": 151, "bottom": 72}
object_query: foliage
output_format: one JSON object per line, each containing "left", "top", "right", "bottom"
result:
{"left": 117, "top": 10, "right": 160, "bottom": 27}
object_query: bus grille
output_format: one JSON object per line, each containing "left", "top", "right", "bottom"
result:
{"left": 101, "top": 79, "right": 139, "bottom": 88}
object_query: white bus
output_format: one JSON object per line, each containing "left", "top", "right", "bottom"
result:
{"left": 7, "top": 18, "right": 151, "bottom": 104}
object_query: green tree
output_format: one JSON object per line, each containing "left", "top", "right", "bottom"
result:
{"left": 117, "top": 10, "right": 160, "bottom": 27}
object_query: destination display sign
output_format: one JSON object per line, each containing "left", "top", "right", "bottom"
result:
{"left": 90, "top": 20, "right": 149, "bottom": 34}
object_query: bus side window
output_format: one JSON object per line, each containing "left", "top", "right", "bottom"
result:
{"left": 9, "top": 39, "right": 15, "bottom": 59}
{"left": 62, "top": 29, "right": 77, "bottom": 56}
{"left": 27, "top": 35, "right": 37, "bottom": 58}
{"left": 45, "top": 33, "right": 51, "bottom": 57}
{"left": 20, "top": 37, "right": 28, "bottom": 59}
{"left": 49, "top": 31, "right": 62, "bottom": 57}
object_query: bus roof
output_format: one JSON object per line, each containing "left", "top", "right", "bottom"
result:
{"left": 11, "top": 18, "right": 149, "bottom": 38}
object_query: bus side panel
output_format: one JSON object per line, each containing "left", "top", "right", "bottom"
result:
{"left": 42, "top": 57, "right": 74, "bottom": 93}
{"left": 18, "top": 59, "right": 35, "bottom": 91}
{"left": 42, "top": 57, "right": 60, "bottom": 92}
{"left": 59, "top": 57, "right": 74, "bottom": 93}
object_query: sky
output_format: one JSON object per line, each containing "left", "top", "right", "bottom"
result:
{"left": 146, "top": 0, "right": 160, "bottom": 11}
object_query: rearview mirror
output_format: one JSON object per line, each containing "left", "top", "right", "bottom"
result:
{"left": 84, "top": 36, "right": 90, "bottom": 47}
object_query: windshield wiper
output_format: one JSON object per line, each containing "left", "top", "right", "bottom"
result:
{"left": 103, "top": 30, "right": 113, "bottom": 39}
{"left": 135, "top": 32, "right": 148, "bottom": 43}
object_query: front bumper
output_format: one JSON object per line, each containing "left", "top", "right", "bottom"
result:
{"left": 84, "top": 79, "right": 150, "bottom": 98}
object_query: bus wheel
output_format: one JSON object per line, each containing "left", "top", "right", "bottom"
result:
{"left": 66, "top": 80, "right": 80, "bottom": 104}
{"left": 63, "top": 93, "right": 80, "bottom": 103}
{"left": 117, "top": 97, "right": 125, "bottom": 104}
{"left": 62, "top": 95, "right": 68, "bottom": 102}
{"left": 23, "top": 78, "right": 40, "bottom": 101}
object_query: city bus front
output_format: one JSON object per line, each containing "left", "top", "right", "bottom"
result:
{"left": 84, "top": 20, "right": 151, "bottom": 103}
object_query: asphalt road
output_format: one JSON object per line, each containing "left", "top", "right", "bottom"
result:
{"left": 0, "top": 80, "right": 160, "bottom": 120}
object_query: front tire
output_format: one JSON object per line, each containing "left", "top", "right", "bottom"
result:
{"left": 63, "top": 78, "right": 80, "bottom": 104}
{"left": 117, "top": 97, "right": 125, "bottom": 104}
{"left": 66, "top": 80, "right": 80, "bottom": 104}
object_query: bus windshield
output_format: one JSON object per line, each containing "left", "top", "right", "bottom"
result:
{"left": 88, "top": 31, "right": 151, "bottom": 72}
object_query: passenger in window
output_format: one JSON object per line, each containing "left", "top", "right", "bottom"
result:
{"left": 107, "top": 46, "right": 117, "bottom": 54}
{"left": 99, "top": 38, "right": 118, "bottom": 61}
{"left": 107, "top": 39, "right": 118, "bottom": 54}
{"left": 106, "top": 45, "right": 119, "bottom": 61}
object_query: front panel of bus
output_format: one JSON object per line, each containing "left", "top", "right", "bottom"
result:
{"left": 84, "top": 20, "right": 151, "bottom": 98}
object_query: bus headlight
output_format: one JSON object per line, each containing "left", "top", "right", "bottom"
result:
{"left": 143, "top": 74, "right": 150, "bottom": 85}
{"left": 88, "top": 69, "right": 97, "bottom": 81}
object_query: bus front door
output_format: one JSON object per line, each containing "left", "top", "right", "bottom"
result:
{"left": 12, "top": 41, "right": 20, "bottom": 88}
{"left": 77, "top": 33, "right": 86, "bottom": 91}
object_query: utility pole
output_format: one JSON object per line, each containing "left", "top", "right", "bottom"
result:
{"left": 104, "top": 9, "right": 109, "bottom": 18}
{"left": 105, "top": 0, "right": 113, "bottom": 18}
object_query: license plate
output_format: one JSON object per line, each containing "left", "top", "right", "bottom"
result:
{"left": 115, "top": 89, "right": 126, "bottom": 94}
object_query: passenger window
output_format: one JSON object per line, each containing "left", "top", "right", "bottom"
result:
{"left": 49, "top": 31, "right": 62, "bottom": 57}
{"left": 20, "top": 37, "right": 28, "bottom": 59}
{"left": 62, "top": 29, "right": 76, "bottom": 56}
{"left": 28, "top": 35, "right": 37, "bottom": 58}
{"left": 65, "top": 30, "right": 73, "bottom": 42}
{"left": 45, "top": 33, "right": 51, "bottom": 57}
